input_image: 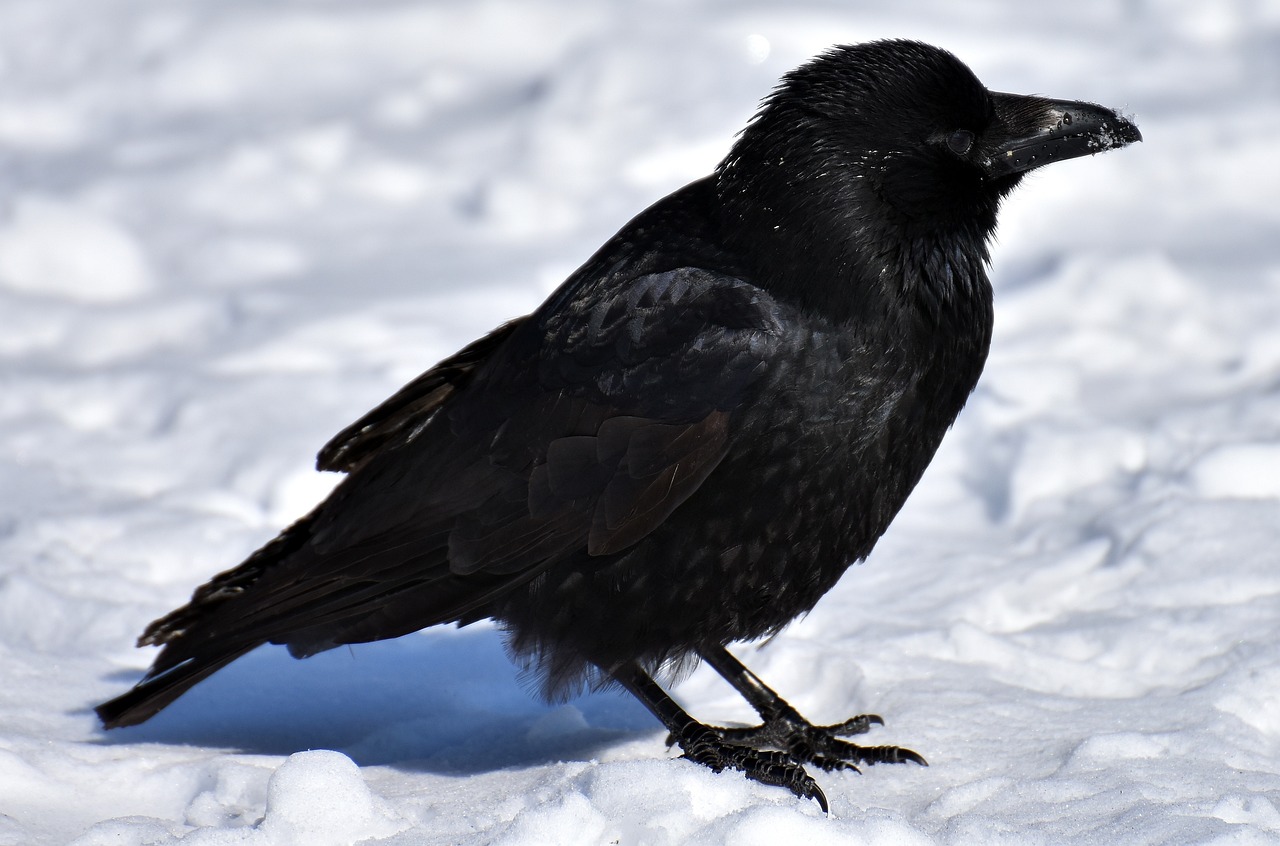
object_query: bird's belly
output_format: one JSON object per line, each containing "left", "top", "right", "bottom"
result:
{"left": 499, "top": 390, "right": 945, "bottom": 685}
{"left": 498, "top": 335, "right": 980, "bottom": 697}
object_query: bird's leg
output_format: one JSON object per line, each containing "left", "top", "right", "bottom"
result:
{"left": 611, "top": 661, "right": 829, "bottom": 812}
{"left": 695, "top": 645, "right": 927, "bottom": 772}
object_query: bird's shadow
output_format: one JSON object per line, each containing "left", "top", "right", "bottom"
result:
{"left": 91, "top": 626, "right": 658, "bottom": 774}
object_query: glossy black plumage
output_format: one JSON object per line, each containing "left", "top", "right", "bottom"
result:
{"left": 97, "top": 40, "right": 1139, "bottom": 807}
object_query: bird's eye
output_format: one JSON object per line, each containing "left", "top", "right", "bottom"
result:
{"left": 946, "top": 130, "right": 974, "bottom": 155}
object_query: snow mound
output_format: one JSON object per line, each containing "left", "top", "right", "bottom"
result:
{"left": 3, "top": 1, "right": 1278, "bottom": 844}
{"left": 70, "top": 751, "right": 405, "bottom": 846}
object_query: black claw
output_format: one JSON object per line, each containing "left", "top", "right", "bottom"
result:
{"left": 809, "top": 753, "right": 861, "bottom": 774}
{"left": 809, "top": 783, "right": 830, "bottom": 814}
{"left": 617, "top": 664, "right": 853, "bottom": 812}
{"left": 697, "top": 709, "right": 926, "bottom": 776}
{"left": 857, "top": 745, "right": 928, "bottom": 767}
{"left": 817, "top": 737, "right": 926, "bottom": 768}
{"left": 827, "top": 713, "right": 883, "bottom": 736}
{"left": 674, "top": 724, "right": 828, "bottom": 811}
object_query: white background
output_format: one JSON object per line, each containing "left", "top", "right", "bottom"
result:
{"left": 2, "top": 1, "right": 1279, "bottom": 843}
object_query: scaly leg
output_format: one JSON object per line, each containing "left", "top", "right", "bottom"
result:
{"left": 611, "top": 660, "right": 830, "bottom": 811}
{"left": 696, "top": 644, "right": 927, "bottom": 772}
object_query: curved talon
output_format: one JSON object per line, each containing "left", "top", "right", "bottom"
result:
{"left": 678, "top": 647, "right": 927, "bottom": 808}
{"left": 827, "top": 713, "right": 883, "bottom": 736}
{"left": 674, "top": 725, "right": 829, "bottom": 811}
{"left": 856, "top": 744, "right": 928, "bottom": 767}
{"left": 809, "top": 754, "right": 861, "bottom": 774}
{"left": 807, "top": 783, "right": 830, "bottom": 814}
{"left": 694, "top": 711, "right": 926, "bottom": 774}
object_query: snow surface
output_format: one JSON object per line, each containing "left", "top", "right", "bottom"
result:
{"left": 2, "top": 1, "right": 1279, "bottom": 843}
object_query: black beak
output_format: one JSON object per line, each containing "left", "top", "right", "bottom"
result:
{"left": 981, "top": 93, "right": 1141, "bottom": 179}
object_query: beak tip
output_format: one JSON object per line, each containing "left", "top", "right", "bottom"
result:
{"left": 1111, "top": 114, "right": 1143, "bottom": 147}
{"left": 1098, "top": 119, "right": 1142, "bottom": 152}
{"left": 983, "top": 95, "right": 1142, "bottom": 178}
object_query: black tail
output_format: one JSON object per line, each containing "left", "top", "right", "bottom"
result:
{"left": 96, "top": 517, "right": 319, "bottom": 729}
{"left": 96, "top": 646, "right": 256, "bottom": 729}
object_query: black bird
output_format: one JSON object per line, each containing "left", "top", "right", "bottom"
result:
{"left": 98, "top": 40, "right": 1140, "bottom": 809}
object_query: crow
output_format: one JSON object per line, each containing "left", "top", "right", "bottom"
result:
{"left": 97, "top": 40, "right": 1140, "bottom": 810}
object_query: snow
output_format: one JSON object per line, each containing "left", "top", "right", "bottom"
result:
{"left": 1, "top": 1, "right": 1278, "bottom": 843}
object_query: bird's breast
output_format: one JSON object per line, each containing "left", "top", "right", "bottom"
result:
{"left": 732, "top": 313, "right": 986, "bottom": 554}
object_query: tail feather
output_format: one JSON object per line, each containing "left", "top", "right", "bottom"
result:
{"left": 140, "top": 517, "right": 314, "bottom": 657}
{"left": 96, "top": 646, "right": 256, "bottom": 729}
{"left": 97, "top": 447, "right": 527, "bottom": 728}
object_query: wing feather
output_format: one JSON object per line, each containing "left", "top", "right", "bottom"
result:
{"left": 137, "top": 267, "right": 783, "bottom": 669}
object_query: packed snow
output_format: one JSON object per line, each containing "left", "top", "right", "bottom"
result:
{"left": 2, "top": 1, "right": 1278, "bottom": 843}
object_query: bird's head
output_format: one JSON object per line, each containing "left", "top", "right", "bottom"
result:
{"left": 715, "top": 40, "right": 1140, "bottom": 323}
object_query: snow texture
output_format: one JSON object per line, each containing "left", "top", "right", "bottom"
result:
{"left": 2, "top": 1, "right": 1279, "bottom": 843}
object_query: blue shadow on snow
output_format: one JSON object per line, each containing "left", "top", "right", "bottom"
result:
{"left": 91, "top": 625, "right": 657, "bottom": 774}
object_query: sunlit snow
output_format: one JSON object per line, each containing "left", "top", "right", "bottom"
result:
{"left": 2, "top": 2, "right": 1278, "bottom": 844}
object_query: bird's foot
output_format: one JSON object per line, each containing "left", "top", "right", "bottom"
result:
{"left": 672, "top": 722, "right": 829, "bottom": 812}
{"left": 708, "top": 705, "right": 927, "bottom": 773}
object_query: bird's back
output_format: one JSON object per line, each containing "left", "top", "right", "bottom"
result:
{"left": 104, "top": 173, "right": 996, "bottom": 714}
